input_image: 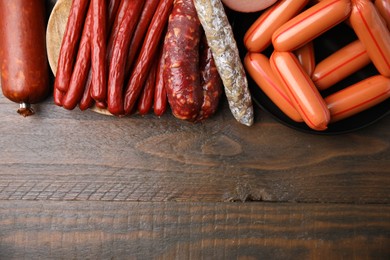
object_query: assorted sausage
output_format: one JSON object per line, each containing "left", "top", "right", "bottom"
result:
{"left": 0, "top": 0, "right": 50, "bottom": 116}
{"left": 243, "top": 0, "right": 390, "bottom": 131}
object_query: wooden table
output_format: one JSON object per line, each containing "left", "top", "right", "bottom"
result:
{"left": 0, "top": 0, "right": 389, "bottom": 259}
{"left": 0, "top": 91, "right": 389, "bottom": 259}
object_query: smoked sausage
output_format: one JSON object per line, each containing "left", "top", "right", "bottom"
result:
{"left": 0, "top": 0, "right": 49, "bottom": 116}
{"left": 163, "top": 0, "right": 203, "bottom": 121}
{"left": 194, "top": 0, "right": 254, "bottom": 126}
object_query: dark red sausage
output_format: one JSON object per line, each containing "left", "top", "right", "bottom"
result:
{"left": 0, "top": 0, "right": 50, "bottom": 116}
{"left": 78, "top": 71, "right": 94, "bottom": 111}
{"left": 153, "top": 47, "right": 168, "bottom": 117}
{"left": 123, "top": 0, "right": 174, "bottom": 115}
{"left": 62, "top": 5, "right": 93, "bottom": 110}
{"left": 196, "top": 34, "right": 223, "bottom": 121}
{"left": 125, "top": 0, "right": 160, "bottom": 76}
{"left": 90, "top": 0, "right": 108, "bottom": 102}
{"left": 54, "top": 0, "right": 89, "bottom": 93}
{"left": 137, "top": 57, "right": 158, "bottom": 115}
{"left": 163, "top": 0, "right": 202, "bottom": 121}
{"left": 108, "top": 0, "right": 121, "bottom": 31}
{"left": 107, "top": 0, "right": 145, "bottom": 116}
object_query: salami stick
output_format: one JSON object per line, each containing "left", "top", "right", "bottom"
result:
{"left": 62, "top": 5, "right": 93, "bottom": 110}
{"left": 137, "top": 58, "right": 158, "bottom": 115}
{"left": 54, "top": 0, "right": 90, "bottom": 93}
{"left": 193, "top": 0, "right": 254, "bottom": 126}
{"left": 107, "top": 0, "right": 144, "bottom": 116}
{"left": 90, "top": 0, "right": 108, "bottom": 102}
{"left": 78, "top": 71, "right": 94, "bottom": 111}
{"left": 125, "top": 0, "right": 160, "bottom": 76}
{"left": 153, "top": 46, "right": 168, "bottom": 117}
{"left": 108, "top": 0, "right": 121, "bottom": 30}
{"left": 123, "top": 0, "right": 174, "bottom": 115}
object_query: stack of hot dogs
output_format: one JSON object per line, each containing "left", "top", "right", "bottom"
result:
{"left": 51, "top": 0, "right": 254, "bottom": 125}
{"left": 243, "top": 0, "right": 390, "bottom": 131}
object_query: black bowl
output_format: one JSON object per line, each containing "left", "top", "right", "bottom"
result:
{"left": 229, "top": 10, "right": 390, "bottom": 135}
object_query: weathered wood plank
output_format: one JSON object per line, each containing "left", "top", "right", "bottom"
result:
{"left": 0, "top": 201, "right": 389, "bottom": 259}
{"left": 0, "top": 96, "right": 389, "bottom": 203}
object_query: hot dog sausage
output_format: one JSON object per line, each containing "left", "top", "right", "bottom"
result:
{"left": 123, "top": 0, "right": 174, "bottom": 115}
{"left": 107, "top": 0, "right": 144, "bottom": 116}
{"left": 325, "top": 75, "right": 390, "bottom": 122}
{"left": 374, "top": 0, "right": 390, "bottom": 28}
{"left": 244, "top": 52, "right": 303, "bottom": 123}
{"left": 0, "top": 0, "right": 50, "bottom": 116}
{"left": 272, "top": 0, "right": 352, "bottom": 51}
{"left": 294, "top": 41, "right": 316, "bottom": 77}
{"left": 350, "top": 0, "right": 390, "bottom": 77}
{"left": 163, "top": 0, "right": 202, "bottom": 121}
{"left": 244, "top": 0, "right": 309, "bottom": 52}
{"left": 270, "top": 51, "right": 330, "bottom": 130}
{"left": 312, "top": 40, "right": 371, "bottom": 90}
{"left": 194, "top": 0, "right": 254, "bottom": 126}
{"left": 54, "top": 0, "right": 89, "bottom": 93}
{"left": 196, "top": 34, "right": 223, "bottom": 121}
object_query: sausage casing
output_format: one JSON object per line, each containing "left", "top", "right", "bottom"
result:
{"left": 0, "top": 0, "right": 49, "bottom": 115}
{"left": 270, "top": 51, "right": 330, "bottom": 130}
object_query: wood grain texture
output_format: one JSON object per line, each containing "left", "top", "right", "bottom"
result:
{"left": 1, "top": 94, "right": 389, "bottom": 203}
{"left": 0, "top": 201, "right": 389, "bottom": 260}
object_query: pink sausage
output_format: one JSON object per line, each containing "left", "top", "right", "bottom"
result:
{"left": 244, "top": 52, "right": 303, "bottom": 122}
{"left": 270, "top": 51, "right": 330, "bottom": 130}
{"left": 294, "top": 41, "right": 315, "bottom": 77}
{"left": 325, "top": 75, "right": 390, "bottom": 122}
{"left": 272, "top": 0, "right": 351, "bottom": 51}
{"left": 350, "top": 0, "right": 390, "bottom": 77}
{"left": 374, "top": 0, "right": 390, "bottom": 28}
{"left": 312, "top": 40, "right": 371, "bottom": 90}
{"left": 244, "top": 0, "right": 309, "bottom": 52}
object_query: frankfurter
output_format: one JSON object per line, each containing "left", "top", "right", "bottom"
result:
{"left": 0, "top": 0, "right": 49, "bottom": 116}
{"left": 123, "top": 0, "right": 174, "bottom": 115}
{"left": 350, "top": 0, "right": 390, "bottom": 77}
{"left": 244, "top": 52, "right": 303, "bottom": 123}
{"left": 312, "top": 40, "right": 371, "bottom": 90}
{"left": 194, "top": 0, "right": 254, "bottom": 126}
{"left": 294, "top": 41, "right": 316, "bottom": 77}
{"left": 374, "top": 0, "right": 390, "bottom": 28}
{"left": 244, "top": 0, "right": 309, "bottom": 52}
{"left": 54, "top": 0, "right": 89, "bottom": 93}
{"left": 325, "top": 75, "right": 390, "bottom": 122}
{"left": 270, "top": 51, "right": 330, "bottom": 130}
{"left": 272, "top": 0, "right": 352, "bottom": 51}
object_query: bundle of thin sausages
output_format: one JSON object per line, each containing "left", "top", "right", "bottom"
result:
{"left": 243, "top": 0, "right": 390, "bottom": 131}
{"left": 54, "top": 0, "right": 254, "bottom": 125}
